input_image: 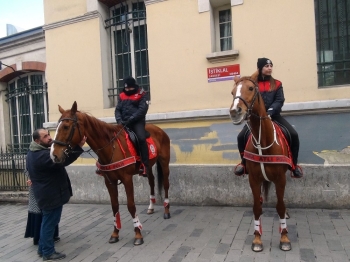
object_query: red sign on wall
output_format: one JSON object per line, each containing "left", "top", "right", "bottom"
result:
{"left": 207, "top": 64, "right": 240, "bottom": 83}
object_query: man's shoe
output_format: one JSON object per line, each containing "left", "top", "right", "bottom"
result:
{"left": 38, "top": 251, "right": 42, "bottom": 257}
{"left": 42, "top": 251, "right": 66, "bottom": 261}
{"left": 54, "top": 237, "right": 60, "bottom": 243}
{"left": 234, "top": 164, "right": 245, "bottom": 176}
{"left": 292, "top": 167, "right": 303, "bottom": 178}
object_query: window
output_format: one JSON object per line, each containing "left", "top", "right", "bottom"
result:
{"left": 215, "top": 6, "right": 232, "bottom": 51}
{"left": 106, "top": 0, "right": 149, "bottom": 104}
{"left": 6, "top": 73, "right": 48, "bottom": 151}
{"left": 314, "top": 0, "right": 350, "bottom": 87}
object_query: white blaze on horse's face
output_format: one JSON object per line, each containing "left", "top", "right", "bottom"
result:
{"left": 231, "top": 83, "right": 242, "bottom": 111}
{"left": 229, "top": 83, "right": 245, "bottom": 125}
{"left": 50, "top": 121, "right": 62, "bottom": 161}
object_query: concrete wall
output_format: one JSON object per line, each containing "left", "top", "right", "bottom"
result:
{"left": 49, "top": 164, "right": 349, "bottom": 209}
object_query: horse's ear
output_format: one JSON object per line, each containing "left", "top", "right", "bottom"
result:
{"left": 71, "top": 101, "right": 77, "bottom": 115}
{"left": 58, "top": 105, "right": 65, "bottom": 114}
{"left": 233, "top": 75, "right": 241, "bottom": 83}
{"left": 251, "top": 70, "right": 259, "bottom": 83}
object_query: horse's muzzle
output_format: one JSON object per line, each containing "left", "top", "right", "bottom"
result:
{"left": 229, "top": 107, "right": 246, "bottom": 125}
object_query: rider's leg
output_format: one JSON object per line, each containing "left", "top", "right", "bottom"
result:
{"left": 131, "top": 120, "right": 149, "bottom": 177}
{"left": 272, "top": 115, "right": 302, "bottom": 178}
{"left": 235, "top": 125, "right": 249, "bottom": 176}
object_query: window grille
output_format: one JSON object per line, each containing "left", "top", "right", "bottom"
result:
{"left": 105, "top": 0, "right": 150, "bottom": 105}
{"left": 6, "top": 74, "right": 48, "bottom": 152}
{"left": 315, "top": 0, "right": 350, "bottom": 87}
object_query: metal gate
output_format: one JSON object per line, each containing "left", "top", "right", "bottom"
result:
{"left": 0, "top": 147, "right": 28, "bottom": 191}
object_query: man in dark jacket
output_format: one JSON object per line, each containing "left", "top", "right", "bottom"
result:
{"left": 26, "top": 128, "right": 86, "bottom": 261}
{"left": 115, "top": 76, "right": 150, "bottom": 177}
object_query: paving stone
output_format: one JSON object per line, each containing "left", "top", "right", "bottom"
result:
{"left": 2, "top": 203, "right": 350, "bottom": 262}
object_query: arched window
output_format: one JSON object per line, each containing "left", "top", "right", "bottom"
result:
{"left": 6, "top": 73, "right": 48, "bottom": 151}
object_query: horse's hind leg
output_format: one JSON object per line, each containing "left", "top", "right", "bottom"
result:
{"left": 275, "top": 178, "right": 291, "bottom": 251}
{"left": 159, "top": 159, "right": 170, "bottom": 219}
{"left": 105, "top": 180, "right": 120, "bottom": 244}
{"left": 122, "top": 175, "right": 144, "bottom": 246}
{"left": 249, "top": 177, "right": 264, "bottom": 252}
{"left": 147, "top": 167, "right": 156, "bottom": 214}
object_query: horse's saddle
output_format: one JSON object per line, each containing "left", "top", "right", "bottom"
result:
{"left": 244, "top": 121, "right": 292, "bottom": 149}
{"left": 124, "top": 127, "right": 150, "bottom": 152}
{"left": 124, "top": 127, "right": 156, "bottom": 160}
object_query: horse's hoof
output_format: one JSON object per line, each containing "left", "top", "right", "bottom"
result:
{"left": 134, "top": 238, "right": 144, "bottom": 246}
{"left": 280, "top": 242, "right": 291, "bottom": 251}
{"left": 109, "top": 237, "right": 119, "bottom": 244}
{"left": 164, "top": 213, "right": 171, "bottom": 219}
{"left": 251, "top": 243, "right": 263, "bottom": 252}
{"left": 147, "top": 209, "right": 154, "bottom": 214}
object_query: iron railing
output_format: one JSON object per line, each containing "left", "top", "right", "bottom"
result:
{"left": 0, "top": 147, "right": 28, "bottom": 191}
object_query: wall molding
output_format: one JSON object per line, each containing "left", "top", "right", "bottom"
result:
{"left": 145, "top": 0, "right": 168, "bottom": 6}
{"left": 43, "top": 11, "right": 100, "bottom": 31}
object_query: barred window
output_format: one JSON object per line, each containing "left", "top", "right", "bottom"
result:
{"left": 106, "top": 0, "right": 149, "bottom": 105}
{"left": 6, "top": 73, "right": 48, "bottom": 151}
{"left": 315, "top": 0, "right": 350, "bottom": 87}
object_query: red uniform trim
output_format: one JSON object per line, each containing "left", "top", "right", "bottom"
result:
{"left": 258, "top": 79, "right": 282, "bottom": 92}
{"left": 120, "top": 91, "right": 146, "bottom": 101}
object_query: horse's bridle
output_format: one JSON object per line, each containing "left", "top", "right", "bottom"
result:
{"left": 52, "top": 114, "right": 82, "bottom": 157}
{"left": 233, "top": 78, "right": 261, "bottom": 120}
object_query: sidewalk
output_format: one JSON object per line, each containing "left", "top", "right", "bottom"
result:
{"left": 0, "top": 202, "right": 350, "bottom": 262}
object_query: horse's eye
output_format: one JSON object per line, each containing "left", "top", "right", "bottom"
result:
{"left": 63, "top": 125, "right": 69, "bottom": 130}
{"left": 249, "top": 86, "right": 254, "bottom": 91}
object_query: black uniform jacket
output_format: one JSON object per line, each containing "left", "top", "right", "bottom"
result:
{"left": 258, "top": 78, "right": 285, "bottom": 116}
{"left": 114, "top": 88, "right": 149, "bottom": 124}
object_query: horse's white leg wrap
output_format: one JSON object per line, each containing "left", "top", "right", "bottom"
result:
{"left": 133, "top": 215, "right": 143, "bottom": 230}
{"left": 254, "top": 218, "right": 262, "bottom": 236}
{"left": 114, "top": 212, "right": 121, "bottom": 230}
{"left": 148, "top": 195, "right": 156, "bottom": 210}
{"left": 279, "top": 218, "right": 288, "bottom": 233}
{"left": 163, "top": 198, "right": 169, "bottom": 208}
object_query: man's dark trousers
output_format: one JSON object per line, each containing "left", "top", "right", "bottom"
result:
{"left": 38, "top": 206, "right": 63, "bottom": 257}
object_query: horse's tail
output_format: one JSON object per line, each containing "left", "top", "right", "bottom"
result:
{"left": 262, "top": 181, "right": 271, "bottom": 202}
{"left": 156, "top": 160, "right": 164, "bottom": 196}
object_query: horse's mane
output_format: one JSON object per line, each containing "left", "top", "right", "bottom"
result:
{"left": 236, "top": 70, "right": 259, "bottom": 84}
{"left": 76, "top": 110, "right": 122, "bottom": 140}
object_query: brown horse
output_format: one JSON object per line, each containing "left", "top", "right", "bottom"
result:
{"left": 229, "top": 73, "right": 292, "bottom": 252}
{"left": 50, "top": 101, "right": 171, "bottom": 245}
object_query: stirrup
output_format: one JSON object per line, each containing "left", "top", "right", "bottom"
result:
{"left": 95, "top": 169, "right": 103, "bottom": 176}
{"left": 139, "top": 163, "right": 148, "bottom": 177}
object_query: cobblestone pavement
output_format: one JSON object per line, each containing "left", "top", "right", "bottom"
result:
{"left": 1, "top": 203, "right": 350, "bottom": 262}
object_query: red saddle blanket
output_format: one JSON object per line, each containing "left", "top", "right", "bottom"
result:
{"left": 243, "top": 122, "right": 293, "bottom": 168}
{"left": 125, "top": 132, "right": 157, "bottom": 161}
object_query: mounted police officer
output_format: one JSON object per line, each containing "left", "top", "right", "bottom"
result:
{"left": 115, "top": 76, "right": 150, "bottom": 177}
{"left": 234, "top": 58, "right": 303, "bottom": 178}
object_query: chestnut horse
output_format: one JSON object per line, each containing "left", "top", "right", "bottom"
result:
{"left": 50, "top": 101, "right": 171, "bottom": 245}
{"left": 229, "top": 73, "right": 292, "bottom": 252}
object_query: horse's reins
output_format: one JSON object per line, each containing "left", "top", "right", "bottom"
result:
{"left": 234, "top": 78, "right": 280, "bottom": 181}
{"left": 53, "top": 114, "right": 129, "bottom": 185}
